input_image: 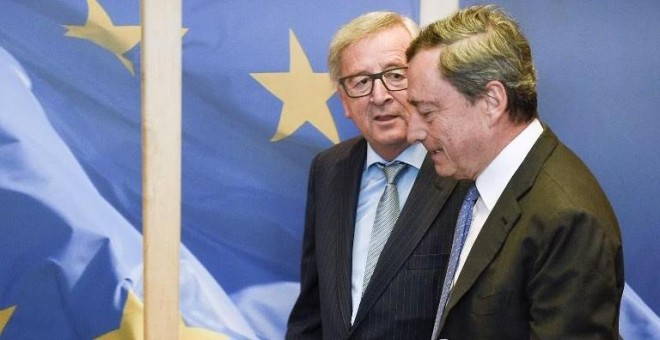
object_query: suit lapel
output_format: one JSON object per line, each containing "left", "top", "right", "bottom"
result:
{"left": 439, "top": 128, "right": 560, "bottom": 330}
{"left": 440, "top": 188, "right": 521, "bottom": 331}
{"left": 335, "top": 139, "right": 367, "bottom": 331}
{"left": 352, "top": 155, "right": 457, "bottom": 328}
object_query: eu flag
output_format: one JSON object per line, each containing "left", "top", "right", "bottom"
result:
{"left": 1, "top": 0, "right": 418, "bottom": 338}
{"left": 7, "top": 1, "right": 655, "bottom": 338}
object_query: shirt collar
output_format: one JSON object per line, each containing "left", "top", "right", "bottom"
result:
{"left": 365, "top": 142, "right": 426, "bottom": 170}
{"left": 476, "top": 119, "right": 543, "bottom": 211}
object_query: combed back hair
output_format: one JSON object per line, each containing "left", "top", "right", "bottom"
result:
{"left": 406, "top": 5, "right": 538, "bottom": 123}
{"left": 328, "top": 11, "right": 419, "bottom": 84}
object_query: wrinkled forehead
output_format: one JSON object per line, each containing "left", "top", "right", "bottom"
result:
{"left": 407, "top": 47, "right": 446, "bottom": 105}
{"left": 340, "top": 26, "right": 413, "bottom": 75}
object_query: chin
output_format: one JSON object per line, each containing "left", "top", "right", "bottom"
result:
{"left": 435, "top": 161, "right": 467, "bottom": 179}
{"left": 433, "top": 164, "right": 452, "bottom": 178}
{"left": 377, "top": 133, "right": 408, "bottom": 146}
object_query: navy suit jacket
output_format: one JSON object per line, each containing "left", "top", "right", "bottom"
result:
{"left": 287, "top": 137, "right": 466, "bottom": 339}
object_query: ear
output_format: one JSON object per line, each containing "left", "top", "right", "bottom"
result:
{"left": 483, "top": 80, "right": 508, "bottom": 125}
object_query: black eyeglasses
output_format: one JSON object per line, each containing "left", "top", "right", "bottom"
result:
{"left": 338, "top": 67, "right": 408, "bottom": 98}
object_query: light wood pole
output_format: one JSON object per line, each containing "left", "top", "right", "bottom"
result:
{"left": 141, "top": 0, "right": 182, "bottom": 338}
{"left": 420, "top": 0, "right": 459, "bottom": 26}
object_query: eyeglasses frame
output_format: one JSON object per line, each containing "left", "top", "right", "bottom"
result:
{"left": 338, "top": 66, "right": 409, "bottom": 98}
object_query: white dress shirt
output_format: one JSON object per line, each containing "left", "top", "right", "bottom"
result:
{"left": 351, "top": 142, "right": 427, "bottom": 323}
{"left": 453, "top": 119, "right": 544, "bottom": 286}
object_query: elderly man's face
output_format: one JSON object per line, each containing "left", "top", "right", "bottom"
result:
{"left": 406, "top": 47, "right": 489, "bottom": 180}
{"left": 338, "top": 25, "right": 413, "bottom": 161}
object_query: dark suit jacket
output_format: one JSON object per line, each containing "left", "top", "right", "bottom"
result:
{"left": 437, "top": 128, "right": 625, "bottom": 339}
{"left": 286, "top": 137, "right": 466, "bottom": 339}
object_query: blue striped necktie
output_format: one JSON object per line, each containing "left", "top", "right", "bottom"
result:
{"left": 432, "top": 183, "right": 480, "bottom": 338}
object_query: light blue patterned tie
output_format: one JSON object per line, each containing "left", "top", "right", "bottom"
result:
{"left": 362, "top": 161, "right": 408, "bottom": 293}
{"left": 432, "top": 183, "right": 480, "bottom": 338}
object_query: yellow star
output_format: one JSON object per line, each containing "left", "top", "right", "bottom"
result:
{"left": 95, "top": 290, "right": 229, "bottom": 340}
{"left": 252, "top": 30, "right": 340, "bottom": 144}
{"left": 63, "top": 0, "right": 188, "bottom": 76}
{"left": 95, "top": 290, "right": 143, "bottom": 340}
{"left": 0, "top": 305, "right": 17, "bottom": 335}
{"left": 64, "top": 0, "right": 141, "bottom": 75}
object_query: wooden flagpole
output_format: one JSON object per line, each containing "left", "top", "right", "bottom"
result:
{"left": 420, "top": 0, "right": 459, "bottom": 26}
{"left": 141, "top": 0, "right": 182, "bottom": 338}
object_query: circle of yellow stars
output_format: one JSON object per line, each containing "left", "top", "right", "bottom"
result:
{"left": 14, "top": 4, "right": 345, "bottom": 336}
{"left": 63, "top": 0, "right": 337, "bottom": 144}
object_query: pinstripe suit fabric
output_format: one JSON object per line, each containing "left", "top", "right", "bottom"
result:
{"left": 287, "top": 137, "right": 466, "bottom": 339}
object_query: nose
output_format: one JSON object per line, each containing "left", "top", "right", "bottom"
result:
{"left": 407, "top": 109, "right": 427, "bottom": 144}
{"left": 369, "top": 79, "right": 392, "bottom": 105}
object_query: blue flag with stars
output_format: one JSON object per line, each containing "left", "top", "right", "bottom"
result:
{"left": 0, "top": 0, "right": 418, "bottom": 338}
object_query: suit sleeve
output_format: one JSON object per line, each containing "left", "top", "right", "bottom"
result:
{"left": 528, "top": 210, "right": 624, "bottom": 339}
{"left": 286, "top": 155, "right": 323, "bottom": 339}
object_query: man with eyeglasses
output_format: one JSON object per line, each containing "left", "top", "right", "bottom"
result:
{"left": 287, "top": 11, "right": 466, "bottom": 339}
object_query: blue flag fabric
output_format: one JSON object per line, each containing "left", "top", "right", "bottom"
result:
{"left": 621, "top": 284, "right": 660, "bottom": 339}
{"left": 1, "top": 1, "right": 419, "bottom": 338}
{"left": 0, "top": 44, "right": 143, "bottom": 338}
{"left": 0, "top": 43, "right": 256, "bottom": 339}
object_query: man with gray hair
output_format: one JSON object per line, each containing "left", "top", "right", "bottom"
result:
{"left": 406, "top": 5, "right": 624, "bottom": 339}
{"left": 287, "top": 11, "right": 466, "bottom": 339}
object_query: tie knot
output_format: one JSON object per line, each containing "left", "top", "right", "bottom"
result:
{"left": 377, "top": 161, "right": 408, "bottom": 185}
{"left": 465, "top": 183, "right": 480, "bottom": 205}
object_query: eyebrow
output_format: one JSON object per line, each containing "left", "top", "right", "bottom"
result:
{"left": 344, "top": 63, "right": 408, "bottom": 78}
